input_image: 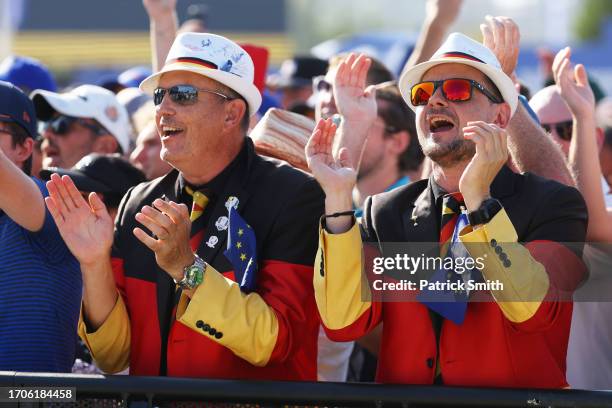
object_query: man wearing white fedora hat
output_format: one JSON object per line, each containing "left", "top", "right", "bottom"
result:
{"left": 45, "top": 32, "right": 324, "bottom": 379}
{"left": 306, "top": 31, "right": 587, "bottom": 387}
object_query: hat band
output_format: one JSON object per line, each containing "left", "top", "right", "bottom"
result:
{"left": 437, "top": 52, "right": 485, "bottom": 64}
{"left": 166, "top": 57, "right": 218, "bottom": 70}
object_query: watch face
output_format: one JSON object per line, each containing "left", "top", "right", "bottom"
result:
{"left": 186, "top": 265, "right": 204, "bottom": 287}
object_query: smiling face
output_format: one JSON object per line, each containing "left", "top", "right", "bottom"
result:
{"left": 415, "top": 63, "right": 507, "bottom": 167}
{"left": 155, "top": 71, "right": 233, "bottom": 171}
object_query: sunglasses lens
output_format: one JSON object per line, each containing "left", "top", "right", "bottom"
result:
{"left": 443, "top": 79, "right": 472, "bottom": 102}
{"left": 411, "top": 82, "right": 435, "bottom": 106}
{"left": 46, "top": 116, "right": 72, "bottom": 135}
{"left": 557, "top": 121, "right": 573, "bottom": 141}
{"left": 153, "top": 88, "right": 166, "bottom": 106}
{"left": 170, "top": 85, "right": 198, "bottom": 105}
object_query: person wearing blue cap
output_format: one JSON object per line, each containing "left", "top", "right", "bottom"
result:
{"left": 0, "top": 80, "right": 81, "bottom": 372}
{"left": 0, "top": 55, "right": 57, "bottom": 94}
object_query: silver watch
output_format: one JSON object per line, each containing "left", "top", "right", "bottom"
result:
{"left": 174, "top": 254, "right": 207, "bottom": 290}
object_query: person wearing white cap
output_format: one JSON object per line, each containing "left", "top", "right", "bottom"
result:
{"left": 31, "top": 84, "right": 132, "bottom": 169}
{"left": 306, "top": 30, "right": 588, "bottom": 388}
{"left": 44, "top": 32, "right": 324, "bottom": 380}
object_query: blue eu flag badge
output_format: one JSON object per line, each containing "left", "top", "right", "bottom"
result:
{"left": 416, "top": 213, "right": 472, "bottom": 325}
{"left": 223, "top": 206, "right": 258, "bottom": 292}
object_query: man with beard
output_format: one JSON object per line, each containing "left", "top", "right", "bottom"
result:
{"left": 306, "top": 33, "right": 587, "bottom": 387}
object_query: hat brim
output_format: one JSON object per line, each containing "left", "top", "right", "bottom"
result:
{"left": 30, "top": 90, "right": 95, "bottom": 121}
{"left": 398, "top": 58, "right": 518, "bottom": 115}
{"left": 39, "top": 168, "right": 111, "bottom": 194}
{"left": 139, "top": 64, "right": 262, "bottom": 116}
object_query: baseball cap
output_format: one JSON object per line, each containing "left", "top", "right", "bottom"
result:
{"left": 30, "top": 85, "right": 131, "bottom": 153}
{"left": 267, "top": 56, "right": 328, "bottom": 89}
{"left": 140, "top": 32, "right": 262, "bottom": 116}
{"left": 0, "top": 80, "right": 37, "bottom": 138}
{"left": 118, "top": 66, "right": 153, "bottom": 89}
{"left": 399, "top": 33, "right": 518, "bottom": 114}
{"left": 40, "top": 153, "right": 146, "bottom": 196}
{"left": 0, "top": 55, "right": 57, "bottom": 93}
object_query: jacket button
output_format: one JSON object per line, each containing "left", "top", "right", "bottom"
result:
{"left": 209, "top": 328, "right": 217, "bottom": 336}
{"left": 499, "top": 252, "right": 508, "bottom": 261}
{"left": 503, "top": 260, "right": 512, "bottom": 268}
{"left": 215, "top": 332, "right": 223, "bottom": 339}
{"left": 426, "top": 358, "right": 434, "bottom": 368}
{"left": 495, "top": 246, "right": 502, "bottom": 254}
{"left": 202, "top": 324, "right": 210, "bottom": 332}
{"left": 196, "top": 320, "right": 204, "bottom": 328}
{"left": 490, "top": 239, "right": 497, "bottom": 248}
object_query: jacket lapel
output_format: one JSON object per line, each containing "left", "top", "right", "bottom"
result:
{"left": 404, "top": 179, "right": 439, "bottom": 243}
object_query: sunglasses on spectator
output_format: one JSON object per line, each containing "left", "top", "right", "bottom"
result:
{"left": 153, "top": 85, "right": 232, "bottom": 106}
{"left": 41, "top": 115, "right": 108, "bottom": 137}
{"left": 312, "top": 76, "right": 332, "bottom": 93}
{"left": 541, "top": 120, "right": 573, "bottom": 141}
{"left": 410, "top": 78, "right": 503, "bottom": 106}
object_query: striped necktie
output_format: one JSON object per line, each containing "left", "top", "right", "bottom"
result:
{"left": 184, "top": 186, "right": 209, "bottom": 222}
{"left": 439, "top": 192, "right": 464, "bottom": 250}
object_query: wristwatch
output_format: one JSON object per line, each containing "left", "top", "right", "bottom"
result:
{"left": 467, "top": 198, "right": 503, "bottom": 226}
{"left": 174, "top": 254, "right": 207, "bottom": 290}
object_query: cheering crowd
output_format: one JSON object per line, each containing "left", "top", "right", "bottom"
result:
{"left": 2, "top": 0, "right": 612, "bottom": 392}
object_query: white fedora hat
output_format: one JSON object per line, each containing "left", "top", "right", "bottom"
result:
{"left": 140, "top": 32, "right": 262, "bottom": 116}
{"left": 398, "top": 32, "right": 518, "bottom": 115}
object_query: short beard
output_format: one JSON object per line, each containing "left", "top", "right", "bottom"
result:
{"left": 422, "top": 138, "right": 475, "bottom": 168}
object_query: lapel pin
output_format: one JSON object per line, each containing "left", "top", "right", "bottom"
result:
{"left": 215, "top": 216, "right": 229, "bottom": 231}
{"left": 206, "top": 235, "right": 219, "bottom": 248}
{"left": 225, "top": 196, "right": 239, "bottom": 211}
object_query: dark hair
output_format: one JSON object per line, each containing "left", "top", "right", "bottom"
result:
{"left": 5, "top": 121, "right": 33, "bottom": 175}
{"left": 375, "top": 83, "right": 424, "bottom": 172}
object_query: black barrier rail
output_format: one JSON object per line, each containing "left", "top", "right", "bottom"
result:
{"left": 1, "top": 372, "right": 612, "bottom": 408}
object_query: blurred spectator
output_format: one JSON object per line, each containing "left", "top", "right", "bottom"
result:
{"left": 130, "top": 121, "right": 171, "bottom": 180}
{"left": 267, "top": 56, "right": 328, "bottom": 113}
{"left": 0, "top": 55, "right": 57, "bottom": 94}
{"left": 116, "top": 87, "right": 153, "bottom": 143}
{"left": 548, "top": 47, "right": 612, "bottom": 391}
{"left": 0, "top": 80, "right": 80, "bottom": 372}
{"left": 31, "top": 84, "right": 132, "bottom": 169}
{"left": 41, "top": 153, "right": 146, "bottom": 221}
{"left": 118, "top": 66, "right": 153, "bottom": 89}
{"left": 314, "top": 54, "right": 393, "bottom": 121}
{"left": 529, "top": 86, "right": 573, "bottom": 156}
{"left": 129, "top": 102, "right": 172, "bottom": 180}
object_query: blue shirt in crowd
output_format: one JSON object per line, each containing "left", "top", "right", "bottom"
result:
{"left": 0, "top": 177, "right": 81, "bottom": 372}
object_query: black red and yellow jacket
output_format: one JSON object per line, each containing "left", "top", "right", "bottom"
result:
{"left": 78, "top": 138, "right": 324, "bottom": 380}
{"left": 315, "top": 166, "right": 588, "bottom": 387}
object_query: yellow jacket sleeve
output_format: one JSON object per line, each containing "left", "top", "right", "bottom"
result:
{"left": 313, "top": 220, "right": 374, "bottom": 331}
{"left": 459, "top": 208, "right": 550, "bottom": 323}
{"left": 77, "top": 294, "right": 130, "bottom": 373}
{"left": 177, "top": 263, "right": 279, "bottom": 367}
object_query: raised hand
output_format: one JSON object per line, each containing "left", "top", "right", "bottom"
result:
{"left": 307, "top": 118, "right": 356, "bottom": 233}
{"left": 45, "top": 174, "right": 114, "bottom": 265}
{"left": 143, "top": 0, "right": 177, "bottom": 20}
{"left": 425, "top": 0, "right": 463, "bottom": 26}
{"left": 333, "top": 53, "right": 377, "bottom": 125}
{"left": 552, "top": 47, "right": 595, "bottom": 118}
{"left": 459, "top": 121, "right": 509, "bottom": 212}
{"left": 133, "top": 198, "right": 193, "bottom": 282}
{"left": 481, "top": 15, "right": 520, "bottom": 79}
